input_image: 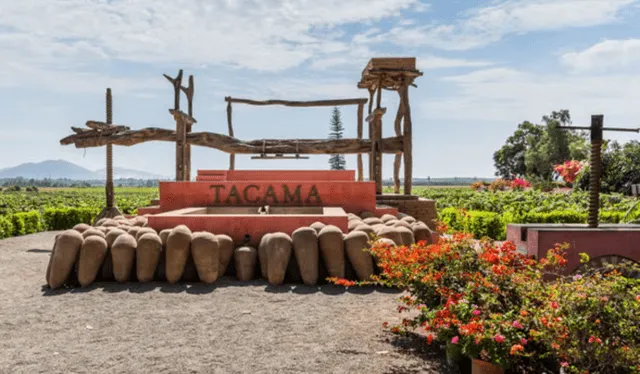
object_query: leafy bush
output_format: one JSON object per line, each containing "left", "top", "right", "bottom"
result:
{"left": 439, "top": 208, "right": 504, "bottom": 239}
{"left": 0, "top": 216, "right": 14, "bottom": 239}
{"left": 10, "top": 211, "right": 44, "bottom": 236}
{"left": 43, "top": 207, "right": 99, "bottom": 230}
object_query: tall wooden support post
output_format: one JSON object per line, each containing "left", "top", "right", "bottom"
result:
{"left": 164, "top": 70, "right": 185, "bottom": 181}
{"left": 368, "top": 82, "right": 386, "bottom": 195}
{"left": 588, "top": 115, "right": 604, "bottom": 228}
{"left": 367, "top": 88, "right": 375, "bottom": 181}
{"left": 356, "top": 103, "right": 364, "bottom": 181}
{"left": 400, "top": 83, "right": 413, "bottom": 196}
{"left": 226, "top": 100, "right": 235, "bottom": 170}
{"left": 180, "top": 75, "right": 194, "bottom": 181}
{"left": 393, "top": 96, "right": 404, "bottom": 194}
{"left": 105, "top": 88, "right": 114, "bottom": 208}
{"left": 93, "top": 88, "right": 122, "bottom": 224}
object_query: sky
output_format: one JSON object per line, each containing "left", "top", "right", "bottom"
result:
{"left": 1, "top": 0, "right": 640, "bottom": 179}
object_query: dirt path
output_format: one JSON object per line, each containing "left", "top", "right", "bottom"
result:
{"left": 0, "top": 232, "right": 448, "bottom": 374}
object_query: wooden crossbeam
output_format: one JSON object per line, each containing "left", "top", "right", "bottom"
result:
{"left": 60, "top": 127, "right": 404, "bottom": 155}
{"left": 225, "top": 97, "right": 368, "bottom": 107}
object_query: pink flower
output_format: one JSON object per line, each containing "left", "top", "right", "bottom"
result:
{"left": 472, "top": 309, "right": 481, "bottom": 316}
{"left": 451, "top": 336, "right": 459, "bottom": 344}
{"left": 494, "top": 334, "right": 505, "bottom": 343}
{"left": 561, "top": 362, "right": 569, "bottom": 368}
{"left": 512, "top": 320, "right": 523, "bottom": 329}
{"left": 520, "top": 338, "right": 527, "bottom": 346}
{"left": 588, "top": 336, "right": 602, "bottom": 344}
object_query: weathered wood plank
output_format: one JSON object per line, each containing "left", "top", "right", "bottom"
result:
{"left": 225, "top": 97, "right": 368, "bottom": 107}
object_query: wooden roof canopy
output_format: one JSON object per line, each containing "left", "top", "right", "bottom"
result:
{"left": 357, "top": 57, "right": 423, "bottom": 91}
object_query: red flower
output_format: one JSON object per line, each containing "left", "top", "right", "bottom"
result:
{"left": 551, "top": 301, "right": 559, "bottom": 309}
{"left": 494, "top": 334, "right": 505, "bottom": 343}
{"left": 426, "top": 334, "right": 433, "bottom": 345}
{"left": 588, "top": 336, "right": 602, "bottom": 344}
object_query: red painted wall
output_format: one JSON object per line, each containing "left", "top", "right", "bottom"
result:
{"left": 196, "top": 169, "right": 355, "bottom": 181}
{"left": 157, "top": 181, "right": 376, "bottom": 214}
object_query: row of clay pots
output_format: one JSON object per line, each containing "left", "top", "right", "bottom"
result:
{"left": 46, "top": 213, "right": 435, "bottom": 289}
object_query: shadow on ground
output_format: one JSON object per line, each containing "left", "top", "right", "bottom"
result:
{"left": 41, "top": 277, "right": 404, "bottom": 296}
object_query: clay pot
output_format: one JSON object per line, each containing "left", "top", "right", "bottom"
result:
{"left": 377, "top": 226, "right": 402, "bottom": 246}
{"left": 347, "top": 220, "right": 360, "bottom": 232}
{"left": 373, "top": 238, "right": 396, "bottom": 247}
{"left": 73, "top": 223, "right": 91, "bottom": 233}
{"left": 127, "top": 226, "right": 141, "bottom": 239}
{"left": 135, "top": 227, "right": 157, "bottom": 242}
{"left": 191, "top": 232, "right": 220, "bottom": 284}
{"left": 258, "top": 234, "right": 271, "bottom": 279}
{"left": 363, "top": 217, "right": 383, "bottom": 226}
{"left": 265, "top": 232, "right": 293, "bottom": 285}
{"left": 77, "top": 236, "right": 108, "bottom": 287}
{"left": 102, "top": 219, "right": 119, "bottom": 228}
{"left": 136, "top": 233, "right": 163, "bottom": 283}
{"left": 47, "top": 230, "right": 84, "bottom": 289}
{"left": 165, "top": 225, "right": 192, "bottom": 284}
{"left": 380, "top": 214, "right": 396, "bottom": 223}
{"left": 353, "top": 224, "right": 375, "bottom": 239}
{"left": 401, "top": 216, "right": 417, "bottom": 224}
{"left": 216, "top": 234, "right": 234, "bottom": 279}
{"left": 82, "top": 228, "right": 105, "bottom": 240}
{"left": 471, "top": 359, "right": 504, "bottom": 374}
{"left": 344, "top": 231, "right": 374, "bottom": 281}
{"left": 359, "top": 211, "right": 375, "bottom": 219}
{"left": 111, "top": 233, "right": 137, "bottom": 283}
{"left": 384, "top": 220, "right": 399, "bottom": 227}
{"left": 318, "top": 225, "right": 345, "bottom": 278}
{"left": 234, "top": 246, "right": 257, "bottom": 281}
{"left": 393, "top": 220, "right": 413, "bottom": 230}
{"left": 159, "top": 229, "right": 171, "bottom": 247}
{"left": 291, "top": 227, "right": 319, "bottom": 286}
{"left": 309, "top": 221, "right": 326, "bottom": 234}
{"left": 413, "top": 222, "right": 435, "bottom": 244}
{"left": 395, "top": 226, "right": 415, "bottom": 246}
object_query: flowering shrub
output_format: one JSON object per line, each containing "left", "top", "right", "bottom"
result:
{"left": 488, "top": 179, "right": 509, "bottom": 192}
{"left": 555, "top": 160, "right": 586, "bottom": 184}
{"left": 470, "top": 181, "right": 485, "bottom": 191}
{"left": 331, "top": 233, "right": 640, "bottom": 373}
{"left": 510, "top": 178, "right": 531, "bottom": 191}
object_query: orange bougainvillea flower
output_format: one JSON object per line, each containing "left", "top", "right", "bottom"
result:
{"left": 509, "top": 344, "right": 525, "bottom": 355}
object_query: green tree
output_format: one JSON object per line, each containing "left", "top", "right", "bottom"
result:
{"left": 493, "top": 121, "right": 544, "bottom": 179}
{"left": 328, "top": 107, "right": 346, "bottom": 170}
{"left": 576, "top": 140, "right": 640, "bottom": 194}
{"left": 494, "top": 110, "right": 588, "bottom": 180}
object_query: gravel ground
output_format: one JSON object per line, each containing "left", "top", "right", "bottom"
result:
{"left": 0, "top": 232, "right": 450, "bottom": 374}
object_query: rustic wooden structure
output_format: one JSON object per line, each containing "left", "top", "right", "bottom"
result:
{"left": 224, "top": 97, "right": 366, "bottom": 171}
{"left": 559, "top": 115, "right": 640, "bottom": 228}
{"left": 60, "top": 58, "right": 422, "bottom": 194}
{"left": 358, "top": 57, "right": 423, "bottom": 195}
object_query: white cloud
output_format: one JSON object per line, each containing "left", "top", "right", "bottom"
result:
{"left": 0, "top": 0, "right": 421, "bottom": 71}
{"left": 424, "top": 68, "right": 640, "bottom": 126}
{"left": 376, "top": 0, "right": 637, "bottom": 50}
{"left": 561, "top": 39, "right": 640, "bottom": 72}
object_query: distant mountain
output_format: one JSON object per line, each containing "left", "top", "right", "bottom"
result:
{"left": 0, "top": 160, "right": 168, "bottom": 180}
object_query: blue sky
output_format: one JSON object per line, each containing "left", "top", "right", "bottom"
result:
{"left": 1, "top": 0, "right": 640, "bottom": 179}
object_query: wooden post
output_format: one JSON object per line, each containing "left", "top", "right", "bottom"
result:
{"left": 175, "top": 115, "right": 186, "bottom": 181}
{"left": 368, "top": 107, "right": 386, "bottom": 194}
{"left": 105, "top": 88, "right": 114, "bottom": 208}
{"left": 400, "top": 83, "right": 413, "bottom": 196}
{"left": 393, "top": 96, "right": 404, "bottom": 194}
{"left": 367, "top": 88, "right": 375, "bottom": 181}
{"left": 226, "top": 100, "right": 235, "bottom": 170}
{"left": 356, "top": 103, "right": 364, "bottom": 181}
{"left": 181, "top": 75, "right": 194, "bottom": 181}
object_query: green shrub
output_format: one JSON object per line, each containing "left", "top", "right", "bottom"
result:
{"left": 43, "top": 207, "right": 99, "bottom": 231}
{"left": 465, "top": 211, "right": 504, "bottom": 240}
{"left": 600, "top": 211, "right": 624, "bottom": 223}
{"left": 12, "top": 211, "right": 44, "bottom": 235}
{"left": 439, "top": 207, "right": 464, "bottom": 232}
{"left": 10, "top": 214, "right": 25, "bottom": 236}
{"left": 523, "top": 210, "right": 587, "bottom": 224}
{"left": 0, "top": 216, "right": 14, "bottom": 239}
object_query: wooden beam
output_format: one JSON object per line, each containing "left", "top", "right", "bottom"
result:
{"left": 86, "top": 121, "right": 130, "bottom": 132}
{"left": 60, "top": 128, "right": 404, "bottom": 155}
{"left": 175, "top": 117, "right": 186, "bottom": 181}
{"left": 226, "top": 100, "right": 235, "bottom": 170}
{"left": 224, "top": 97, "right": 368, "bottom": 107}
{"left": 367, "top": 88, "right": 375, "bottom": 182}
{"left": 370, "top": 108, "right": 385, "bottom": 194}
{"left": 356, "top": 103, "right": 364, "bottom": 182}
{"left": 181, "top": 75, "right": 195, "bottom": 181}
